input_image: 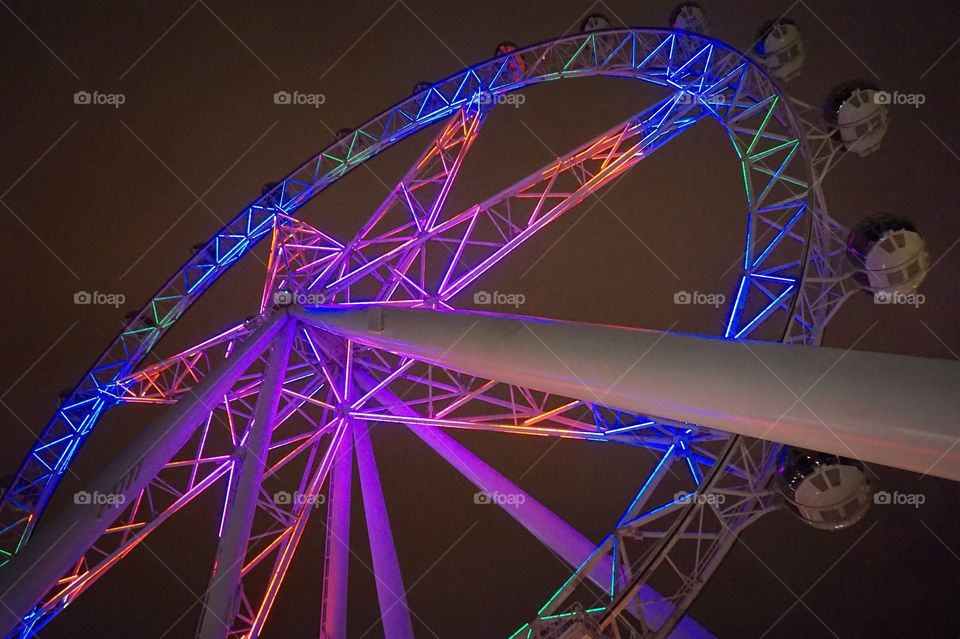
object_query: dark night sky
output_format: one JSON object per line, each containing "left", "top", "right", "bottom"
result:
{"left": 2, "top": 1, "right": 960, "bottom": 638}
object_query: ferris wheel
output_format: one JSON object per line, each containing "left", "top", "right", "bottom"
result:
{"left": 0, "top": 6, "right": 953, "bottom": 639}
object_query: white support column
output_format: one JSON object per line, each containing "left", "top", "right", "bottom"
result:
{"left": 0, "top": 313, "right": 287, "bottom": 636}
{"left": 196, "top": 320, "right": 295, "bottom": 639}
{"left": 353, "top": 420, "right": 415, "bottom": 639}
{"left": 320, "top": 428, "right": 354, "bottom": 639}
{"left": 293, "top": 305, "right": 960, "bottom": 481}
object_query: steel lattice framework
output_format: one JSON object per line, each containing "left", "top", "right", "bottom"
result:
{"left": 0, "top": 28, "right": 865, "bottom": 639}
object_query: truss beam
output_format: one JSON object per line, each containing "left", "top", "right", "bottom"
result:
{"left": 0, "top": 314, "right": 287, "bottom": 636}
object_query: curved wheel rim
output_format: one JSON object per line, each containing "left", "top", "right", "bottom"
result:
{"left": 1, "top": 27, "right": 827, "bottom": 639}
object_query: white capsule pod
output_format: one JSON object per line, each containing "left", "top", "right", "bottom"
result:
{"left": 824, "top": 81, "right": 889, "bottom": 156}
{"left": 579, "top": 13, "right": 617, "bottom": 61}
{"left": 754, "top": 18, "right": 806, "bottom": 81}
{"left": 777, "top": 448, "right": 874, "bottom": 531}
{"left": 846, "top": 214, "right": 930, "bottom": 300}
{"left": 580, "top": 13, "right": 610, "bottom": 32}
{"left": 669, "top": 2, "right": 709, "bottom": 34}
